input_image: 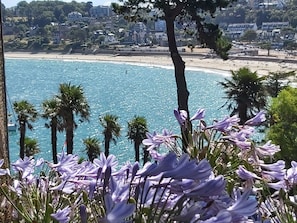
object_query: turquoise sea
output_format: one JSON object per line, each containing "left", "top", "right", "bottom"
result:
{"left": 5, "top": 58, "right": 229, "bottom": 165}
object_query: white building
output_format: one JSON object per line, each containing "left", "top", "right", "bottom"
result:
{"left": 90, "top": 6, "right": 112, "bottom": 19}
{"left": 227, "top": 23, "right": 257, "bottom": 39}
{"left": 67, "top": 11, "right": 83, "bottom": 22}
{"left": 261, "top": 22, "right": 289, "bottom": 32}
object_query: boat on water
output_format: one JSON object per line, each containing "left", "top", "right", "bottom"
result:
{"left": 8, "top": 121, "right": 17, "bottom": 131}
{"left": 7, "top": 94, "right": 17, "bottom": 132}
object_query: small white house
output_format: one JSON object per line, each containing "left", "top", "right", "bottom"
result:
{"left": 67, "top": 11, "right": 83, "bottom": 23}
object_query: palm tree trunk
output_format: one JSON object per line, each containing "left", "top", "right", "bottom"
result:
{"left": 134, "top": 140, "right": 141, "bottom": 162}
{"left": 104, "top": 139, "right": 110, "bottom": 157}
{"left": 165, "top": 11, "right": 191, "bottom": 152}
{"left": 52, "top": 117, "right": 58, "bottom": 163}
{"left": 66, "top": 113, "right": 74, "bottom": 154}
{"left": 19, "top": 122, "right": 26, "bottom": 159}
{"left": 238, "top": 102, "right": 248, "bottom": 125}
{"left": 143, "top": 146, "right": 149, "bottom": 165}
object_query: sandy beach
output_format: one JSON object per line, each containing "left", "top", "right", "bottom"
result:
{"left": 4, "top": 50, "right": 297, "bottom": 76}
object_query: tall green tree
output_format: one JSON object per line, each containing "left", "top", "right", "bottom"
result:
{"left": 24, "top": 137, "right": 40, "bottom": 157}
{"left": 265, "top": 71, "right": 295, "bottom": 98}
{"left": 13, "top": 100, "right": 38, "bottom": 159}
{"left": 99, "top": 114, "right": 121, "bottom": 157}
{"left": 112, "top": 0, "right": 233, "bottom": 151}
{"left": 56, "top": 83, "right": 90, "bottom": 154}
{"left": 240, "top": 29, "right": 257, "bottom": 42}
{"left": 127, "top": 116, "right": 148, "bottom": 162}
{"left": 219, "top": 67, "right": 267, "bottom": 124}
{"left": 42, "top": 98, "right": 63, "bottom": 164}
{"left": 267, "top": 87, "right": 297, "bottom": 165}
{"left": 83, "top": 137, "right": 101, "bottom": 162}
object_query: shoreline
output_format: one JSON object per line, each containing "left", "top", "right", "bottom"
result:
{"left": 4, "top": 51, "right": 297, "bottom": 76}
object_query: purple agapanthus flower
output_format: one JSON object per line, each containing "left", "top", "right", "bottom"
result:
{"left": 50, "top": 179, "right": 77, "bottom": 194}
{"left": 102, "top": 193, "right": 135, "bottom": 223}
{"left": 262, "top": 170, "right": 286, "bottom": 181}
{"left": 267, "top": 180, "right": 287, "bottom": 191}
{"left": 12, "top": 157, "right": 35, "bottom": 179}
{"left": 230, "top": 139, "right": 252, "bottom": 150}
{"left": 137, "top": 179, "right": 162, "bottom": 205}
{"left": 174, "top": 109, "right": 187, "bottom": 126}
{"left": 73, "top": 161, "right": 100, "bottom": 178}
{"left": 110, "top": 178, "right": 130, "bottom": 203}
{"left": 287, "top": 161, "right": 297, "bottom": 184}
{"left": 51, "top": 206, "right": 71, "bottom": 223}
{"left": 262, "top": 161, "right": 296, "bottom": 191}
{"left": 185, "top": 176, "right": 226, "bottom": 197}
{"left": 93, "top": 153, "right": 118, "bottom": 173}
{"left": 149, "top": 149, "right": 165, "bottom": 161}
{"left": 245, "top": 110, "right": 266, "bottom": 126}
{"left": 143, "top": 130, "right": 177, "bottom": 151}
{"left": 190, "top": 108, "right": 205, "bottom": 121}
{"left": 227, "top": 189, "right": 257, "bottom": 218}
{"left": 202, "top": 210, "right": 232, "bottom": 223}
{"left": 207, "top": 115, "right": 240, "bottom": 132}
{"left": 256, "top": 141, "right": 280, "bottom": 157}
{"left": 161, "top": 154, "right": 212, "bottom": 180}
{"left": 142, "top": 131, "right": 163, "bottom": 151}
{"left": 236, "top": 165, "right": 260, "bottom": 180}
{"left": 225, "top": 127, "right": 254, "bottom": 142}
{"left": 49, "top": 152, "right": 79, "bottom": 175}
{"left": 140, "top": 152, "right": 178, "bottom": 177}
{"left": 260, "top": 160, "right": 286, "bottom": 171}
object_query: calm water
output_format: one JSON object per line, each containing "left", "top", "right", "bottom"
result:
{"left": 5, "top": 58, "right": 229, "bottom": 164}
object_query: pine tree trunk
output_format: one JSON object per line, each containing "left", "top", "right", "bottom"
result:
{"left": 0, "top": 10, "right": 9, "bottom": 168}
{"left": 0, "top": 11, "right": 12, "bottom": 221}
{"left": 165, "top": 12, "right": 191, "bottom": 152}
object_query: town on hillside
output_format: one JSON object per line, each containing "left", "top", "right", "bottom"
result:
{"left": 1, "top": 0, "right": 297, "bottom": 56}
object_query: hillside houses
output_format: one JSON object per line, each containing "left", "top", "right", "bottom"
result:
{"left": 3, "top": 1, "right": 297, "bottom": 52}
{"left": 51, "top": 6, "right": 169, "bottom": 46}
{"left": 227, "top": 23, "right": 257, "bottom": 39}
{"left": 225, "top": 22, "right": 294, "bottom": 42}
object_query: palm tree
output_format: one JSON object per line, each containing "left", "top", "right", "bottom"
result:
{"left": 56, "top": 83, "right": 90, "bottom": 154}
{"left": 219, "top": 67, "right": 267, "bottom": 124}
{"left": 13, "top": 100, "right": 38, "bottom": 159}
{"left": 24, "top": 137, "right": 40, "bottom": 157}
{"left": 83, "top": 137, "right": 101, "bottom": 162}
{"left": 42, "top": 98, "right": 63, "bottom": 164}
{"left": 127, "top": 116, "right": 148, "bottom": 162}
{"left": 99, "top": 114, "right": 121, "bottom": 157}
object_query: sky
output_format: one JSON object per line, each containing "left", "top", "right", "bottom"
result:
{"left": 2, "top": 0, "right": 113, "bottom": 8}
